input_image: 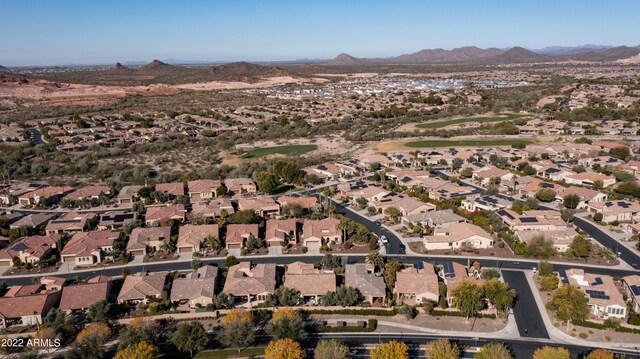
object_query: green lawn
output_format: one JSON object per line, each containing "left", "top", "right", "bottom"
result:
{"left": 404, "top": 138, "right": 533, "bottom": 148}
{"left": 241, "top": 144, "right": 317, "bottom": 158}
{"left": 189, "top": 347, "right": 265, "bottom": 359}
{"left": 416, "top": 113, "right": 528, "bottom": 129}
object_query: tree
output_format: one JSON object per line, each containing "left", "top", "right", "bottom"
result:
{"left": 266, "top": 286, "right": 301, "bottom": 307}
{"left": 321, "top": 253, "right": 341, "bottom": 269}
{"left": 65, "top": 333, "right": 106, "bottom": 359}
{"left": 77, "top": 322, "right": 111, "bottom": 343}
{"left": 451, "top": 158, "right": 464, "bottom": 171}
{"left": 211, "top": 293, "right": 234, "bottom": 309}
{"left": 384, "top": 206, "right": 402, "bottom": 219}
{"left": 204, "top": 235, "right": 222, "bottom": 253}
{"left": 585, "top": 348, "right": 617, "bottom": 359}
{"left": 314, "top": 339, "right": 350, "bottom": 359}
{"left": 480, "top": 268, "right": 500, "bottom": 280}
{"left": 230, "top": 210, "right": 261, "bottom": 224}
{"left": 482, "top": 278, "right": 516, "bottom": 314}
{"left": 461, "top": 167, "right": 473, "bottom": 178}
{"left": 532, "top": 346, "right": 570, "bottom": 359}
{"left": 540, "top": 275, "right": 559, "bottom": 292}
{"left": 370, "top": 340, "right": 409, "bottom": 359}
{"left": 593, "top": 212, "right": 603, "bottom": 222}
{"left": 265, "top": 338, "right": 304, "bottom": 359}
{"left": 538, "top": 261, "right": 553, "bottom": 276}
{"left": 320, "top": 286, "right": 362, "bottom": 307}
{"left": 569, "top": 235, "right": 592, "bottom": 258}
{"left": 425, "top": 339, "right": 459, "bottom": 359}
{"left": 610, "top": 146, "right": 631, "bottom": 160}
{"left": 535, "top": 189, "right": 557, "bottom": 203}
{"left": 217, "top": 309, "right": 255, "bottom": 352}
{"left": 475, "top": 342, "right": 512, "bottom": 359}
{"left": 117, "top": 318, "right": 158, "bottom": 351}
{"left": 281, "top": 204, "right": 304, "bottom": 218}
{"left": 87, "top": 299, "right": 112, "bottom": 323}
{"left": 383, "top": 260, "right": 404, "bottom": 292}
{"left": 524, "top": 236, "right": 556, "bottom": 259}
{"left": 114, "top": 342, "right": 159, "bottom": 359}
{"left": 451, "top": 280, "right": 485, "bottom": 319}
{"left": 171, "top": 322, "right": 208, "bottom": 357}
{"left": 266, "top": 308, "right": 306, "bottom": 341}
{"left": 258, "top": 172, "right": 280, "bottom": 194}
{"left": 562, "top": 194, "right": 580, "bottom": 209}
{"left": 548, "top": 284, "right": 589, "bottom": 323}
{"left": 365, "top": 251, "right": 384, "bottom": 271}
{"left": 224, "top": 255, "right": 239, "bottom": 268}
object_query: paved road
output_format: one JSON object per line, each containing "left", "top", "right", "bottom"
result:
{"left": 574, "top": 216, "right": 640, "bottom": 269}
{"left": 502, "top": 270, "right": 549, "bottom": 339}
{"left": 26, "top": 127, "right": 45, "bottom": 145}
{"left": 314, "top": 333, "right": 640, "bottom": 359}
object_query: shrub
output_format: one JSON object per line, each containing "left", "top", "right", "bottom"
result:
{"left": 304, "top": 309, "right": 397, "bottom": 316}
{"left": 578, "top": 332, "right": 588, "bottom": 339}
{"left": 593, "top": 213, "right": 603, "bottom": 222}
{"left": 431, "top": 310, "right": 496, "bottom": 319}
{"left": 301, "top": 247, "right": 308, "bottom": 254}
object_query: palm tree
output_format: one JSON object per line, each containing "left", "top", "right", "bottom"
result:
{"left": 365, "top": 251, "right": 384, "bottom": 272}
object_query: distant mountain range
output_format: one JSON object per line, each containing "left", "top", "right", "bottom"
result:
{"left": 327, "top": 45, "right": 640, "bottom": 65}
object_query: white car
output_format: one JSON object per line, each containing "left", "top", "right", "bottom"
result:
{"left": 380, "top": 235, "right": 389, "bottom": 244}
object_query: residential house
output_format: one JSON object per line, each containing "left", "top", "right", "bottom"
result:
{"left": 461, "top": 194, "right": 513, "bottom": 212}
{"left": 187, "top": 179, "right": 222, "bottom": 202}
{"left": 116, "top": 185, "right": 143, "bottom": 205}
{"left": 39, "top": 276, "right": 66, "bottom": 291}
{"left": 18, "top": 186, "right": 74, "bottom": 206}
{"left": 555, "top": 186, "right": 607, "bottom": 209}
{"left": 117, "top": 272, "right": 167, "bottom": 304}
{"left": 277, "top": 195, "right": 318, "bottom": 210}
{"left": 60, "top": 230, "right": 120, "bottom": 266}
{"left": 63, "top": 185, "right": 112, "bottom": 202}
{"left": 145, "top": 204, "right": 186, "bottom": 227}
{"left": 0, "top": 234, "right": 61, "bottom": 267}
{"left": 345, "top": 186, "right": 390, "bottom": 204}
{"left": 238, "top": 195, "right": 280, "bottom": 217}
{"left": 97, "top": 211, "right": 137, "bottom": 230}
{"left": 394, "top": 262, "right": 439, "bottom": 304}
{"left": 223, "top": 178, "right": 257, "bottom": 195}
{"left": 345, "top": 264, "right": 386, "bottom": 305}
{"left": 301, "top": 217, "right": 342, "bottom": 249}
{"left": 191, "top": 198, "right": 235, "bottom": 219}
{"left": 560, "top": 269, "right": 626, "bottom": 319}
{"left": 9, "top": 213, "right": 55, "bottom": 230}
{"left": 127, "top": 227, "right": 171, "bottom": 256}
{"left": 45, "top": 212, "right": 97, "bottom": 235}
{"left": 586, "top": 201, "right": 640, "bottom": 223}
{"left": 565, "top": 172, "right": 616, "bottom": 188}
{"left": 401, "top": 209, "right": 465, "bottom": 230}
{"left": 177, "top": 224, "right": 219, "bottom": 253}
{"left": 170, "top": 265, "right": 219, "bottom": 308}
{"left": 223, "top": 262, "right": 277, "bottom": 305}
{"left": 423, "top": 222, "right": 494, "bottom": 250}
{"left": 225, "top": 224, "right": 259, "bottom": 251}
{"left": 59, "top": 277, "right": 114, "bottom": 312}
{"left": 284, "top": 261, "right": 336, "bottom": 302}
{"left": 497, "top": 209, "right": 567, "bottom": 231}
{"left": 622, "top": 275, "right": 640, "bottom": 313}
{"left": 473, "top": 166, "right": 516, "bottom": 186}
{"left": 0, "top": 290, "right": 61, "bottom": 328}
{"left": 155, "top": 182, "right": 185, "bottom": 198}
{"left": 265, "top": 219, "right": 297, "bottom": 246}
{"left": 440, "top": 262, "right": 478, "bottom": 306}
{"left": 516, "top": 227, "right": 578, "bottom": 253}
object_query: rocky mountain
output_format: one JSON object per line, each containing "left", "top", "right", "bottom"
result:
{"left": 392, "top": 46, "right": 503, "bottom": 63}
{"left": 206, "top": 61, "right": 294, "bottom": 83}
{"left": 326, "top": 44, "right": 640, "bottom": 65}
{"left": 141, "top": 59, "right": 173, "bottom": 71}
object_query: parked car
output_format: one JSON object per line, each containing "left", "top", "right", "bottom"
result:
{"left": 380, "top": 235, "right": 388, "bottom": 244}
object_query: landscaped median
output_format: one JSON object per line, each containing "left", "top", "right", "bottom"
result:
{"left": 415, "top": 113, "right": 530, "bottom": 129}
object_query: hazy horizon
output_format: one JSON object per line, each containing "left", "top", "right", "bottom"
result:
{"left": 2, "top": 0, "right": 640, "bottom": 66}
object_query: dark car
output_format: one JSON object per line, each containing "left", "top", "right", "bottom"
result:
{"left": 374, "top": 221, "right": 381, "bottom": 226}
{"left": 399, "top": 244, "right": 406, "bottom": 254}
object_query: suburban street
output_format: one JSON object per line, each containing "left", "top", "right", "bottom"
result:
{"left": 574, "top": 216, "right": 640, "bottom": 269}
{"left": 502, "top": 270, "right": 549, "bottom": 339}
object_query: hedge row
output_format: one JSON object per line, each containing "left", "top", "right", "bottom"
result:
{"left": 303, "top": 309, "right": 397, "bottom": 316}
{"left": 573, "top": 320, "right": 640, "bottom": 335}
{"left": 431, "top": 310, "right": 497, "bottom": 319}
{"left": 307, "top": 319, "right": 377, "bottom": 333}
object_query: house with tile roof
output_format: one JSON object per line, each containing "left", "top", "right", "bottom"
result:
{"left": 45, "top": 212, "right": 97, "bottom": 235}
{"left": 560, "top": 269, "right": 626, "bottom": 319}
{"left": 127, "top": 227, "right": 171, "bottom": 256}
{"left": 223, "top": 262, "right": 276, "bottom": 305}
{"left": 0, "top": 290, "right": 61, "bottom": 328}
{"left": 177, "top": 224, "right": 219, "bottom": 253}
{"left": 187, "top": 179, "right": 222, "bottom": 202}
{"left": 284, "top": 261, "right": 336, "bottom": 302}
{"left": 265, "top": 219, "right": 297, "bottom": 246}
{"left": 144, "top": 204, "right": 186, "bottom": 227}
{"left": 225, "top": 224, "right": 259, "bottom": 251}
{"left": 423, "top": 222, "right": 494, "bottom": 250}
{"left": 170, "top": 265, "right": 219, "bottom": 308}
{"left": 59, "top": 278, "right": 114, "bottom": 312}
{"left": 394, "top": 262, "right": 439, "bottom": 305}
{"left": 345, "top": 264, "right": 386, "bottom": 305}
{"left": 586, "top": 200, "right": 640, "bottom": 223}
{"left": 61, "top": 231, "right": 120, "bottom": 266}
{"left": 301, "top": 217, "right": 342, "bottom": 248}
{"left": 0, "top": 234, "right": 61, "bottom": 267}
{"left": 191, "top": 198, "right": 235, "bottom": 219}
{"left": 117, "top": 272, "right": 167, "bottom": 304}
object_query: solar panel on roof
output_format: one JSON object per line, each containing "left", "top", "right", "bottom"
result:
{"left": 413, "top": 262, "right": 424, "bottom": 270}
{"left": 443, "top": 262, "right": 455, "bottom": 278}
{"left": 591, "top": 277, "right": 603, "bottom": 286}
{"left": 498, "top": 210, "right": 515, "bottom": 220}
{"left": 618, "top": 202, "right": 630, "bottom": 208}
{"left": 605, "top": 202, "right": 613, "bottom": 207}
{"left": 585, "top": 289, "right": 610, "bottom": 300}
{"left": 520, "top": 217, "right": 539, "bottom": 223}
{"left": 631, "top": 285, "right": 640, "bottom": 296}
{"left": 11, "top": 242, "right": 28, "bottom": 251}
{"left": 540, "top": 183, "right": 555, "bottom": 188}
{"left": 558, "top": 270, "right": 569, "bottom": 284}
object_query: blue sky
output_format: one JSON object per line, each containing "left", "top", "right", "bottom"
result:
{"left": 2, "top": 0, "right": 639, "bottom": 66}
